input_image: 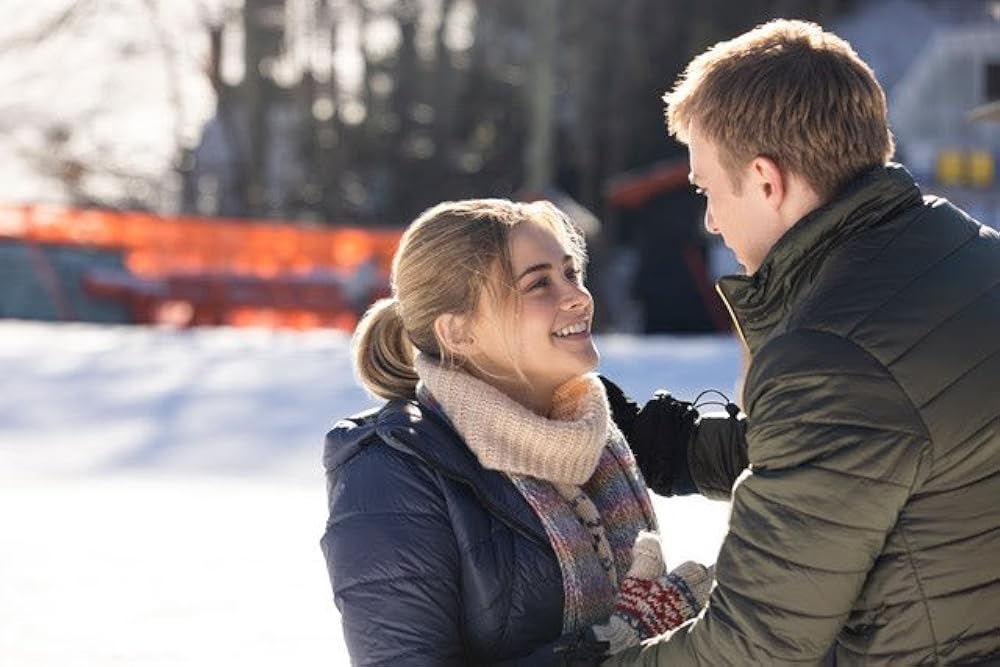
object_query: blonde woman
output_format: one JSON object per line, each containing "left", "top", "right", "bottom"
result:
{"left": 321, "top": 200, "right": 725, "bottom": 666}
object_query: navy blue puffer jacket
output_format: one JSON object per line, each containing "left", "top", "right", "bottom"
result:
{"left": 321, "top": 399, "right": 605, "bottom": 666}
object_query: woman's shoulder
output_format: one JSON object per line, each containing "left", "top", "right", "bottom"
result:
{"left": 324, "top": 399, "right": 485, "bottom": 482}
{"left": 324, "top": 400, "right": 551, "bottom": 545}
{"left": 322, "top": 401, "right": 463, "bottom": 527}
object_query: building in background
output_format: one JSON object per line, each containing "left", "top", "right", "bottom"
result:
{"left": 839, "top": 0, "right": 1000, "bottom": 229}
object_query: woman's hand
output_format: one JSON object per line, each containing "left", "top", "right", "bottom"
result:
{"left": 592, "top": 532, "right": 714, "bottom": 654}
{"left": 599, "top": 376, "right": 699, "bottom": 496}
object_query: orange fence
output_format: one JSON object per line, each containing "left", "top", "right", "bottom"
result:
{"left": 0, "top": 205, "right": 403, "bottom": 330}
{"left": 0, "top": 204, "right": 403, "bottom": 278}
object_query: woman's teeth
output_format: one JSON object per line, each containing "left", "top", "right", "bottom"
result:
{"left": 553, "top": 321, "right": 588, "bottom": 337}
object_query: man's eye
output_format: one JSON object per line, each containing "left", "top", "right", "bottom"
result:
{"left": 694, "top": 186, "right": 707, "bottom": 197}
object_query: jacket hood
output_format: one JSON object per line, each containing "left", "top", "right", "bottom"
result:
{"left": 324, "top": 400, "right": 475, "bottom": 474}
{"left": 322, "top": 405, "right": 380, "bottom": 473}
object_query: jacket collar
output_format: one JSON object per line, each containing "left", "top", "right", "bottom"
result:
{"left": 716, "top": 163, "right": 922, "bottom": 354}
{"left": 325, "top": 399, "right": 549, "bottom": 545}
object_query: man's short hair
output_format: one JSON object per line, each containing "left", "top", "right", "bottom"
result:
{"left": 664, "top": 19, "right": 894, "bottom": 200}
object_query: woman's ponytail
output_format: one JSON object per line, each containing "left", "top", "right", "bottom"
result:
{"left": 352, "top": 298, "right": 420, "bottom": 401}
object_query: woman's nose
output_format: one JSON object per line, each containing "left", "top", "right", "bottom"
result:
{"left": 562, "top": 283, "right": 591, "bottom": 310}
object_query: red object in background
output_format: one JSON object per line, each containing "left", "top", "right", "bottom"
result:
{"left": 605, "top": 160, "right": 691, "bottom": 210}
{"left": 604, "top": 157, "right": 732, "bottom": 333}
{"left": 3, "top": 205, "right": 402, "bottom": 331}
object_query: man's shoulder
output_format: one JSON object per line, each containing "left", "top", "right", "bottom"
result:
{"left": 749, "top": 196, "right": 999, "bottom": 418}
{"left": 749, "top": 328, "right": 884, "bottom": 387}
{"left": 789, "top": 197, "right": 997, "bottom": 346}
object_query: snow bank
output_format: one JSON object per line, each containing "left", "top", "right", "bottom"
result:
{"left": 0, "top": 321, "right": 740, "bottom": 666}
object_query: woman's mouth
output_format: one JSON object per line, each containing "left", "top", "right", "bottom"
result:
{"left": 552, "top": 320, "right": 590, "bottom": 338}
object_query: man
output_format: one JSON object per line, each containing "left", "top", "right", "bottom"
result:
{"left": 605, "top": 19, "right": 1000, "bottom": 666}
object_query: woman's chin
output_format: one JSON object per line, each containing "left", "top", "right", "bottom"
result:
{"left": 554, "top": 356, "right": 601, "bottom": 387}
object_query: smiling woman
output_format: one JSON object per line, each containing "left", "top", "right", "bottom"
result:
{"left": 319, "top": 198, "right": 713, "bottom": 665}
{"left": 460, "top": 218, "right": 599, "bottom": 415}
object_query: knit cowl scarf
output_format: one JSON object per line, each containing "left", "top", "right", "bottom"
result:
{"left": 414, "top": 354, "right": 658, "bottom": 632}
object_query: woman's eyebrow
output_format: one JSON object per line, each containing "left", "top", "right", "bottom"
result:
{"left": 516, "top": 263, "right": 551, "bottom": 281}
{"left": 516, "top": 255, "right": 573, "bottom": 281}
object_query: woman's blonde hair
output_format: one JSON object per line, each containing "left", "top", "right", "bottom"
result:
{"left": 353, "top": 198, "right": 587, "bottom": 401}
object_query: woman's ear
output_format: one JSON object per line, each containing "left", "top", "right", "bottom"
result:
{"left": 434, "top": 313, "right": 476, "bottom": 358}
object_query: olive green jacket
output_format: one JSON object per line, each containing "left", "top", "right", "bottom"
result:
{"left": 606, "top": 165, "right": 1000, "bottom": 666}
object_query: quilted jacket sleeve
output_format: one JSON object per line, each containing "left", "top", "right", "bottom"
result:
{"left": 603, "top": 330, "right": 932, "bottom": 666}
{"left": 321, "top": 440, "right": 466, "bottom": 667}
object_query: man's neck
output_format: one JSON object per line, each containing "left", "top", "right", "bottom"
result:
{"left": 780, "top": 174, "right": 825, "bottom": 230}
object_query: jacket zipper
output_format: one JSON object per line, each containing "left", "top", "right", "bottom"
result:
{"left": 437, "top": 468, "right": 549, "bottom": 548}
{"left": 716, "top": 282, "right": 748, "bottom": 350}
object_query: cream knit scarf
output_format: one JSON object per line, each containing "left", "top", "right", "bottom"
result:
{"left": 414, "top": 353, "right": 655, "bottom": 631}
{"left": 413, "top": 353, "right": 610, "bottom": 485}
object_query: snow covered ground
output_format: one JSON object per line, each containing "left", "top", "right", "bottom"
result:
{"left": 0, "top": 321, "right": 741, "bottom": 666}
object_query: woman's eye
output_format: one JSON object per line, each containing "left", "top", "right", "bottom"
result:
{"left": 565, "top": 267, "right": 582, "bottom": 282}
{"left": 529, "top": 276, "right": 550, "bottom": 291}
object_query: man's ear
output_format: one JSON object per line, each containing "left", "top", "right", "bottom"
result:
{"left": 434, "top": 313, "right": 476, "bottom": 358}
{"left": 750, "top": 155, "right": 786, "bottom": 211}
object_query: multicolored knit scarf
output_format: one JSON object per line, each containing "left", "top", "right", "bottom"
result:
{"left": 510, "top": 435, "right": 658, "bottom": 631}
{"left": 414, "top": 354, "right": 658, "bottom": 632}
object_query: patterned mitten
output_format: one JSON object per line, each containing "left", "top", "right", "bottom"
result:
{"left": 592, "top": 532, "right": 714, "bottom": 654}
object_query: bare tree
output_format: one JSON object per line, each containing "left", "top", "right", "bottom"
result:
{"left": 243, "top": 0, "right": 287, "bottom": 215}
{"left": 524, "top": 0, "right": 557, "bottom": 191}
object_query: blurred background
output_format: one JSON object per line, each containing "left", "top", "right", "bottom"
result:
{"left": 2, "top": 0, "right": 997, "bottom": 336}
{"left": 1, "top": 2, "right": 999, "bottom": 665}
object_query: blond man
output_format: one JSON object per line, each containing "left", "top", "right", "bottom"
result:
{"left": 604, "top": 19, "right": 1000, "bottom": 667}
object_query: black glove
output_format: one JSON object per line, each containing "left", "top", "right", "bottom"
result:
{"left": 598, "top": 375, "right": 640, "bottom": 440}
{"left": 630, "top": 391, "right": 699, "bottom": 497}
{"left": 598, "top": 375, "right": 699, "bottom": 497}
